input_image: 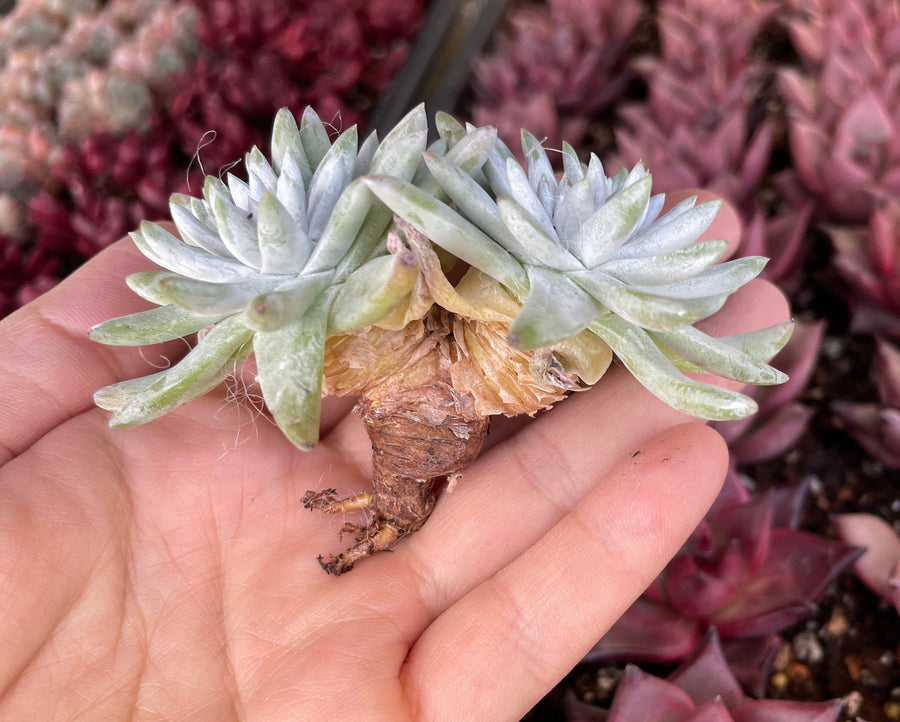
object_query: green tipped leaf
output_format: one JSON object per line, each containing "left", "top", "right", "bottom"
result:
{"left": 496, "top": 196, "right": 582, "bottom": 271}
{"left": 132, "top": 223, "right": 253, "bottom": 283}
{"left": 368, "top": 103, "right": 427, "bottom": 179}
{"left": 244, "top": 272, "right": 332, "bottom": 332}
{"left": 306, "top": 125, "right": 358, "bottom": 241}
{"left": 209, "top": 190, "right": 262, "bottom": 269}
{"left": 271, "top": 107, "right": 309, "bottom": 177}
{"left": 617, "top": 199, "right": 720, "bottom": 258}
{"left": 590, "top": 315, "right": 758, "bottom": 420}
{"left": 298, "top": 106, "right": 332, "bottom": 171}
{"left": 256, "top": 191, "right": 312, "bottom": 273}
{"left": 305, "top": 178, "right": 376, "bottom": 275}
{"left": 435, "top": 111, "right": 466, "bottom": 144}
{"left": 155, "top": 274, "right": 280, "bottom": 315}
{"left": 328, "top": 251, "right": 419, "bottom": 333}
{"left": 109, "top": 315, "right": 253, "bottom": 427}
{"left": 571, "top": 271, "right": 726, "bottom": 331}
{"left": 628, "top": 256, "right": 767, "bottom": 298}
{"left": 652, "top": 326, "right": 789, "bottom": 385}
{"left": 363, "top": 175, "right": 527, "bottom": 295}
{"left": 577, "top": 175, "right": 652, "bottom": 267}
{"left": 716, "top": 320, "right": 794, "bottom": 361}
{"left": 89, "top": 305, "right": 220, "bottom": 346}
{"left": 600, "top": 239, "right": 728, "bottom": 286}
{"left": 509, "top": 267, "right": 600, "bottom": 349}
{"left": 254, "top": 302, "right": 329, "bottom": 450}
{"left": 521, "top": 130, "right": 555, "bottom": 192}
{"left": 169, "top": 199, "right": 230, "bottom": 256}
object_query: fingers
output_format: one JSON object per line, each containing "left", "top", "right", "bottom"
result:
{"left": 0, "top": 238, "right": 193, "bottom": 464}
{"left": 403, "top": 422, "right": 728, "bottom": 720}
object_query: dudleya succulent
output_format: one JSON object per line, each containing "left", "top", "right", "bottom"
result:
{"left": 365, "top": 121, "right": 791, "bottom": 421}
{"left": 90, "top": 106, "right": 791, "bottom": 572}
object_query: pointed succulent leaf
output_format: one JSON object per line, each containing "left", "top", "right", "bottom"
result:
{"left": 367, "top": 103, "right": 427, "bottom": 179}
{"left": 328, "top": 251, "right": 419, "bottom": 333}
{"left": 413, "top": 126, "right": 498, "bottom": 195}
{"left": 521, "top": 129, "right": 555, "bottom": 193}
{"left": 508, "top": 266, "right": 600, "bottom": 349}
{"left": 354, "top": 131, "right": 380, "bottom": 178}
{"left": 253, "top": 302, "right": 329, "bottom": 450}
{"left": 154, "top": 274, "right": 281, "bottom": 315}
{"left": 363, "top": 176, "right": 527, "bottom": 295}
{"left": 590, "top": 315, "right": 758, "bottom": 420}
{"left": 553, "top": 176, "right": 595, "bottom": 254}
{"left": 255, "top": 190, "right": 312, "bottom": 273}
{"left": 131, "top": 223, "right": 254, "bottom": 283}
{"left": 229, "top": 175, "right": 253, "bottom": 207}
{"left": 504, "top": 155, "right": 558, "bottom": 240}
{"left": 496, "top": 196, "right": 582, "bottom": 270}
{"left": 94, "top": 370, "right": 168, "bottom": 412}
{"left": 560, "top": 142, "right": 585, "bottom": 184}
{"left": 108, "top": 315, "right": 253, "bottom": 428}
{"left": 209, "top": 189, "right": 263, "bottom": 269}
{"left": 572, "top": 271, "right": 724, "bottom": 331}
{"left": 435, "top": 110, "right": 466, "bottom": 144}
{"left": 244, "top": 272, "right": 333, "bottom": 332}
{"left": 307, "top": 178, "right": 378, "bottom": 276}
{"left": 170, "top": 199, "right": 230, "bottom": 256}
{"left": 578, "top": 175, "right": 653, "bottom": 267}
{"left": 305, "top": 126, "right": 358, "bottom": 241}
{"left": 126, "top": 271, "right": 179, "bottom": 305}
{"left": 628, "top": 257, "right": 767, "bottom": 299}
{"left": 298, "top": 106, "right": 332, "bottom": 173}
{"left": 601, "top": 240, "right": 728, "bottom": 286}
{"left": 276, "top": 153, "right": 308, "bottom": 227}
{"left": 617, "top": 200, "right": 720, "bottom": 259}
{"left": 271, "top": 106, "right": 309, "bottom": 177}
{"left": 715, "top": 321, "right": 795, "bottom": 363}
{"left": 89, "top": 305, "right": 221, "bottom": 346}
{"left": 652, "top": 326, "right": 788, "bottom": 385}
{"left": 246, "top": 146, "right": 277, "bottom": 197}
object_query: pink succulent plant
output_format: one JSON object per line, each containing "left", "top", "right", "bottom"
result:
{"left": 829, "top": 200, "right": 900, "bottom": 338}
{"left": 612, "top": 0, "right": 776, "bottom": 209}
{"left": 832, "top": 337, "right": 900, "bottom": 468}
{"left": 584, "top": 472, "right": 862, "bottom": 692}
{"left": 470, "top": 0, "right": 641, "bottom": 153}
{"left": 717, "top": 319, "right": 825, "bottom": 466}
{"left": 834, "top": 512, "right": 900, "bottom": 614}
{"left": 778, "top": 0, "right": 900, "bottom": 223}
{"left": 567, "top": 630, "right": 842, "bottom": 722}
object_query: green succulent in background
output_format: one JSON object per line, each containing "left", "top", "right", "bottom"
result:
{"left": 90, "top": 104, "right": 437, "bottom": 450}
{"left": 364, "top": 118, "right": 792, "bottom": 421}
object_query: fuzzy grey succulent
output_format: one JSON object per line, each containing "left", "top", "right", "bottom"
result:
{"left": 365, "top": 120, "right": 792, "bottom": 420}
{"left": 90, "top": 105, "right": 432, "bottom": 450}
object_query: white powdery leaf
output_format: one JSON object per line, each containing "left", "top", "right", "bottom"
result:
{"left": 615, "top": 198, "right": 716, "bottom": 260}
{"left": 505, "top": 155, "right": 559, "bottom": 242}
{"left": 209, "top": 188, "right": 263, "bottom": 269}
{"left": 305, "top": 126, "right": 358, "bottom": 241}
{"left": 132, "top": 222, "right": 254, "bottom": 283}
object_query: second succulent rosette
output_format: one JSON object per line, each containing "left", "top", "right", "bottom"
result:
{"left": 364, "top": 116, "right": 792, "bottom": 421}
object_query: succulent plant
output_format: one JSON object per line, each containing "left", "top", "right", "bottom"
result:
{"left": 584, "top": 471, "right": 862, "bottom": 693}
{"left": 829, "top": 200, "right": 900, "bottom": 338}
{"left": 611, "top": 0, "right": 776, "bottom": 211}
{"left": 469, "top": 0, "right": 641, "bottom": 153}
{"left": 832, "top": 337, "right": 900, "bottom": 468}
{"left": 778, "top": 0, "right": 900, "bottom": 223}
{"left": 568, "top": 630, "right": 842, "bottom": 722}
{"left": 91, "top": 108, "right": 790, "bottom": 573}
{"left": 365, "top": 122, "right": 791, "bottom": 421}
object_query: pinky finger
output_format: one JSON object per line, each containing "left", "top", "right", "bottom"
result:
{"left": 402, "top": 422, "right": 728, "bottom": 722}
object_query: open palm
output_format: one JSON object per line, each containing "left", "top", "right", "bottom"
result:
{"left": 0, "top": 197, "right": 787, "bottom": 721}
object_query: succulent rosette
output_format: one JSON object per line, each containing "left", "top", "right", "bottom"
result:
{"left": 89, "top": 104, "right": 432, "bottom": 450}
{"left": 365, "top": 123, "right": 792, "bottom": 421}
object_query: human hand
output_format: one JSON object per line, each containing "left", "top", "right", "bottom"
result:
{"left": 0, "top": 194, "right": 787, "bottom": 721}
